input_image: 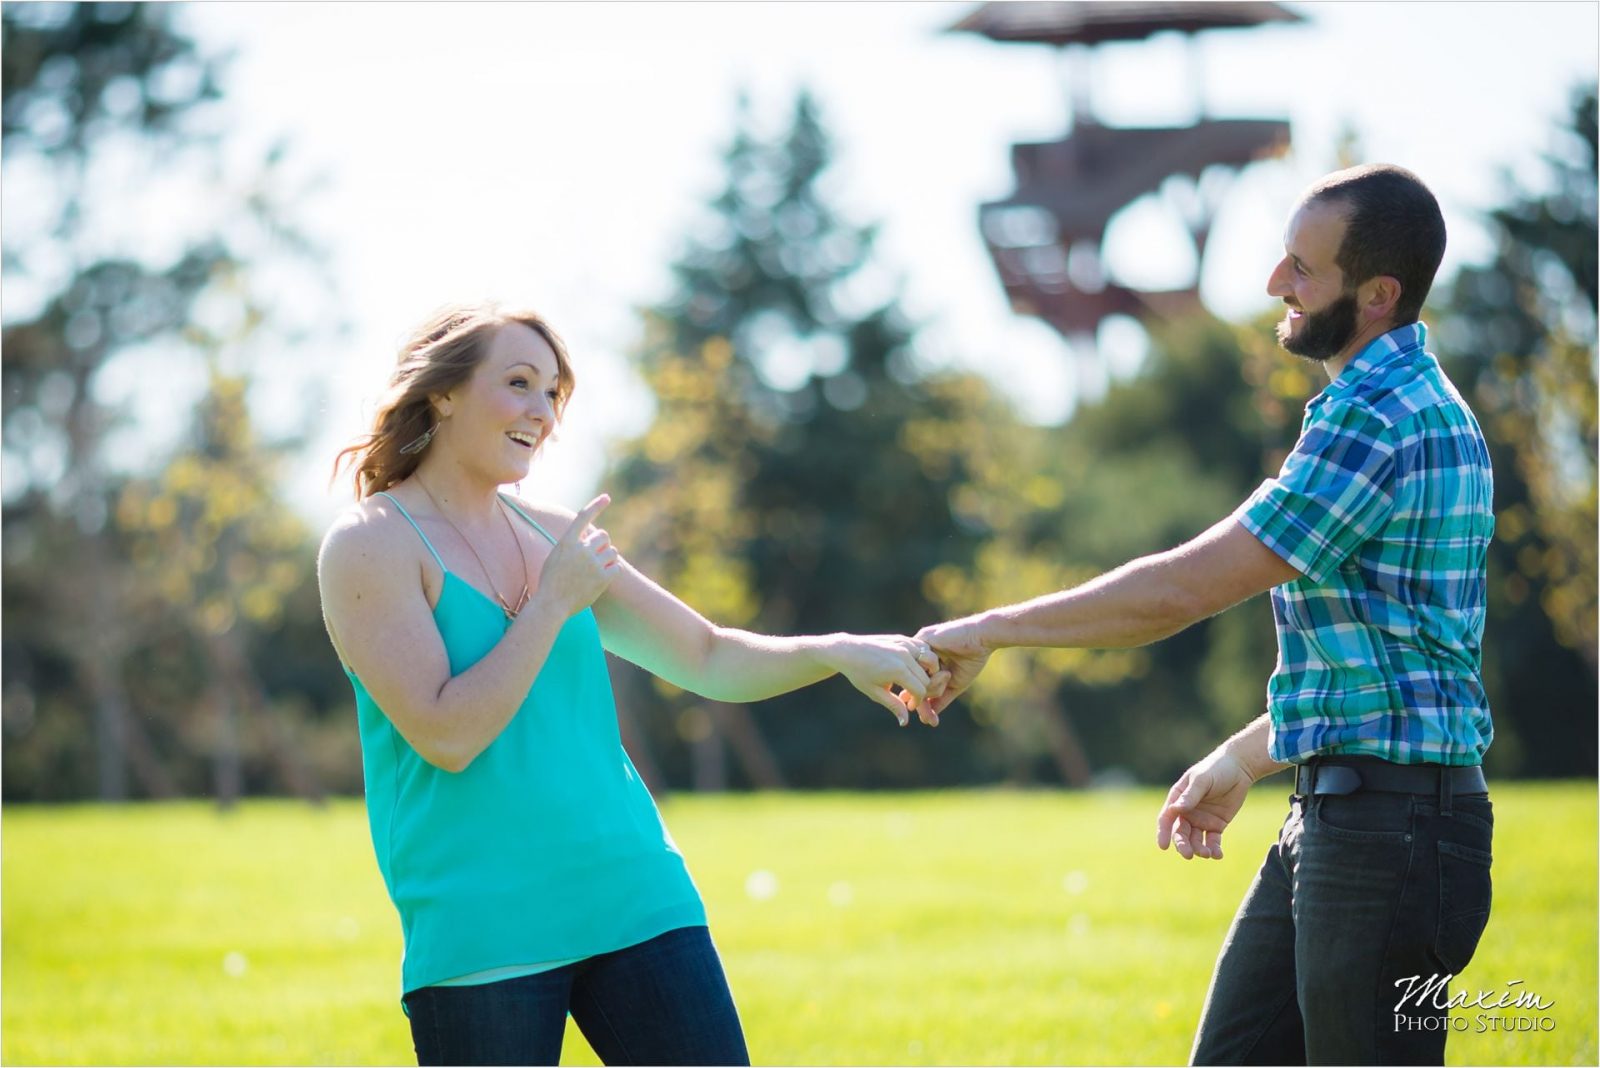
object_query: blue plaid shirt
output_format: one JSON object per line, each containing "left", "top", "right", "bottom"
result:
{"left": 1235, "top": 322, "right": 1495, "bottom": 766}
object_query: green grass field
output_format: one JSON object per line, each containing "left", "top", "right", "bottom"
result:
{"left": 4, "top": 784, "right": 1594, "bottom": 1066}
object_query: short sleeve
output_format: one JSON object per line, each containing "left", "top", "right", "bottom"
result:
{"left": 1234, "top": 398, "right": 1397, "bottom": 583}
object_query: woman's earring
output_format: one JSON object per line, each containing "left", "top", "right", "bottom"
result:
{"left": 398, "top": 423, "right": 436, "bottom": 455}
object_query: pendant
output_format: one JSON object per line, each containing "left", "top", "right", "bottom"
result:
{"left": 500, "top": 584, "right": 531, "bottom": 620}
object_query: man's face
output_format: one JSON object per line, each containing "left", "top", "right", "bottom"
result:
{"left": 1266, "top": 198, "right": 1361, "bottom": 362}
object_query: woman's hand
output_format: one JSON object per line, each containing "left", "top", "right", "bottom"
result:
{"left": 531, "top": 495, "right": 621, "bottom": 618}
{"left": 820, "top": 634, "right": 948, "bottom": 727}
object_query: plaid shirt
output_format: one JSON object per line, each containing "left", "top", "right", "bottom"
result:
{"left": 1235, "top": 322, "right": 1495, "bottom": 766}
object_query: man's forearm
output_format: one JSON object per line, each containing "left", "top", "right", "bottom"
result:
{"left": 965, "top": 516, "right": 1294, "bottom": 655}
{"left": 976, "top": 548, "right": 1208, "bottom": 652}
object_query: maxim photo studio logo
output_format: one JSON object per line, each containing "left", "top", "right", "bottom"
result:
{"left": 1393, "top": 973, "right": 1555, "bottom": 1034}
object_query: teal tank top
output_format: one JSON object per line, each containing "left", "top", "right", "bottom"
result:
{"left": 346, "top": 492, "right": 707, "bottom": 997}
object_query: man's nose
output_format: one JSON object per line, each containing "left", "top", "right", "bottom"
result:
{"left": 1266, "top": 258, "right": 1291, "bottom": 298}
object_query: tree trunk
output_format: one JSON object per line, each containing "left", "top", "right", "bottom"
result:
{"left": 234, "top": 635, "right": 324, "bottom": 804}
{"left": 82, "top": 651, "right": 129, "bottom": 801}
{"left": 209, "top": 675, "right": 243, "bottom": 809}
{"left": 1039, "top": 700, "right": 1094, "bottom": 788}
{"left": 710, "top": 701, "right": 786, "bottom": 789}
{"left": 122, "top": 705, "right": 179, "bottom": 799}
{"left": 690, "top": 727, "right": 727, "bottom": 792}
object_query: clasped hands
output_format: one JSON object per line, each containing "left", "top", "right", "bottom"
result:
{"left": 830, "top": 617, "right": 991, "bottom": 729}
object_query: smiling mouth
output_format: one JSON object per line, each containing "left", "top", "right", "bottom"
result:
{"left": 507, "top": 431, "right": 538, "bottom": 449}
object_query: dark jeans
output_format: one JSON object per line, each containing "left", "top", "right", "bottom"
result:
{"left": 1191, "top": 787, "right": 1494, "bottom": 1065}
{"left": 402, "top": 926, "right": 750, "bottom": 1066}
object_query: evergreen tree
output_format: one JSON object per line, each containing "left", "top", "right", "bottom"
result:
{"left": 604, "top": 93, "right": 1010, "bottom": 787}
{"left": 1439, "top": 86, "right": 1598, "bottom": 776}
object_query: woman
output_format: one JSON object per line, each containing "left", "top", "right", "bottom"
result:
{"left": 318, "top": 302, "right": 943, "bottom": 1066}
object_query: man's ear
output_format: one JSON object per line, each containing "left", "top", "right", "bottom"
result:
{"left": 1360, "top": 275, "right": 1402, "bottom": 325}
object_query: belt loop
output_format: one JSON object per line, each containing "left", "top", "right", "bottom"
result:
{"left": 1439, "top": 764, "right": 1454, "bottom": 817}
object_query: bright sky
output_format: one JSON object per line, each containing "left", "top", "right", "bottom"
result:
{"left": 172, "top": 1, "right": 1596, "bottom": 531}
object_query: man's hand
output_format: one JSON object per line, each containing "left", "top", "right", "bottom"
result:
{"left": 1156, "top": 748, "right": 1256, "bottom": 861}
{"left": 909, "top": 617, "right": 992, "bottom": 722}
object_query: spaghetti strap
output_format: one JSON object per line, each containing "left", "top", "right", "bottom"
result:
{"left": 499, "top": 494, "right": 560, "bottom": 546}
{"left": 377, "top": 491, "right": 447, "bottom": 570}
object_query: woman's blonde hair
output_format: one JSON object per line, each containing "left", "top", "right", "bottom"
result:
{"left": 333, "top": 302, "right": 576, "bottom": 499}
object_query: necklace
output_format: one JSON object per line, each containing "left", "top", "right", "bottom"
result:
{"left": 415, "top": 478, "right": 531, "bottom": 620}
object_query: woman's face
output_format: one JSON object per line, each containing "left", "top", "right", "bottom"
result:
{"left": 435, "top": 323, "right": 564, "bottom": 484}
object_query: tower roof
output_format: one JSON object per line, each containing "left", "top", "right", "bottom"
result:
{"left": 950, "top": 1, "right": 1305, "bottom": 47}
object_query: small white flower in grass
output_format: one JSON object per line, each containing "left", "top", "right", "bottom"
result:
{"left": 336, "top": 917, "right": 360, "bottom": 941}
{"left": 1062, "top": 870, "right": 1088, "bottom": 895}
{"left": 745, "top": 869, "right": 779, "bottom": 901}
{"left": 827, "top": 881, "right": 854, "bottom": 907}
{"left": 223, "top": 951, "right": 249, "bottom": 977}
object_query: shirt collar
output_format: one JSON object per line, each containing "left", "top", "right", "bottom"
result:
{"left": 1311, "top": 321, "right": 1428, "bottom": 407}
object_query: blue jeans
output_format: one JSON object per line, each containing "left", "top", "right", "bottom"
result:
{"left": 402, "top": 926, "right": 749, "bottom": 1066}
{"left": 1191, "top": 787, "right": 1494, "bottom": 1065}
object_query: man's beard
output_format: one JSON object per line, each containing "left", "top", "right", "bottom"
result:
{"left": 1276, "top": 292, "right": 1359, "bottom": 361}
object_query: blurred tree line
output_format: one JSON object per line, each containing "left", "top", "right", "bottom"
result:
{"left": 2, "top": 3, "right": 355, "bottom": 803}
{"left": 3, "top": 4, "right": 1593, "bottom": 801}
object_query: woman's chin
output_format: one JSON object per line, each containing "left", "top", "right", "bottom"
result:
{"left": 499, "top": 461, "right": 535, "bottom": 485}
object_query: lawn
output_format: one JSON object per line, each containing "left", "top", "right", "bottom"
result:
{"left": 4, "top": 783, "right": 1594, "bottom": 1065}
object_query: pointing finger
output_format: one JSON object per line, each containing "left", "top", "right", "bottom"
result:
{"left": 565, "top": 495, "right": 611, "bottom": 541}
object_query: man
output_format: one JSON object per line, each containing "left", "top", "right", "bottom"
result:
{"left": 914, "top": 164, "right": 1495, "bottom": 1065}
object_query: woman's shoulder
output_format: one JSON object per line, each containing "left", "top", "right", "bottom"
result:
{"left": 318, "top": 493, "right": 424, "bottom": 577}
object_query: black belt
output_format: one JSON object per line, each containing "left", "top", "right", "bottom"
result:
{"left": 1293, "top": 756, "right": 1487, "bottom": 798}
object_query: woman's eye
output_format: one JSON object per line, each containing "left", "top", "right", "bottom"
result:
{"left": 510, "top": 377, "right": 528, "bottom": 389}
{"left": 546, "top": 388, "right": 560, "bottom": 401}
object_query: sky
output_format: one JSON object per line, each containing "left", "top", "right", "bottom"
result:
{"left": 165, "top": 1, "right": 1598, "bottom": 530}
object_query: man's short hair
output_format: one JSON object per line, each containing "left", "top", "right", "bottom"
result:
{"left": 1304, "top": 164, "right": 1447, "bottom": 325}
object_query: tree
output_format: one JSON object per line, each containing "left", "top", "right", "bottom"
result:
{"left": 1438, "top": 86, "right": 1598, "bottom": 776}
{"left": 1, "top": 4, "right": 344, "bottom": 801}
{"left": 939, "top": 312, "right": 1287, "bottom": 785}
{"left": 604, "top": 92, "right": 1023, "bottom": 788}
